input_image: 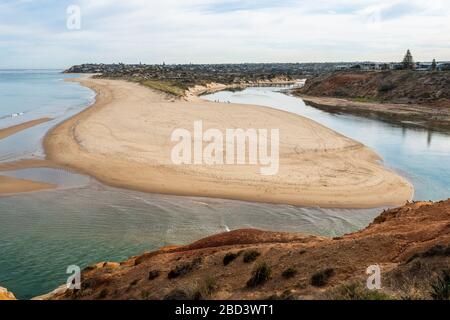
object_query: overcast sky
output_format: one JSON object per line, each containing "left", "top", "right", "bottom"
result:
{"left": 1, "top": 0, "right": 449, "bottom": 68}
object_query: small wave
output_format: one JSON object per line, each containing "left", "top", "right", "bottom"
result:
{"left": 191, "top": 200, "right": 210, "bottom": 206}
{"left": 0, "top": 111, "right": 26, "bottom": 120}
{"left": 11, "top": 112, "right": 25, "bottom": 117}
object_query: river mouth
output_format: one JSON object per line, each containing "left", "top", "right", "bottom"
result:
{"left": 1, "top": 75, "right": 449, "bottom": 299}
{"left": 202, "top": 86, "right": 450, "bottom": 202}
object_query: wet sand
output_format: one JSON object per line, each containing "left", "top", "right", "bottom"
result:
{"left": 0, "top": 175, "right": 55, "bottom": 196}
{"left": 0, "top": 120, "right": 57, "bottom": 195}
{"left": 0, "top": 118, "right": 53, "bottom": 140}
{"left": 43, "top": 78, "right": 413, "bottom": 208}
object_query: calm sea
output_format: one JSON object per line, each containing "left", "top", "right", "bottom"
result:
{"left": 0, "top": 69, "right": 95, "bottom": 161}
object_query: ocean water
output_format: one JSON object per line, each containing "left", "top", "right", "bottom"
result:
{"left": 1, "top": 72, "right": 449, "bottom": 299}
{"left": 0, "top": 70, "right": 95, "bottom": 161}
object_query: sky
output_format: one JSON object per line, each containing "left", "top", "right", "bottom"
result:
{"left": 1, "top": 0, "right": 450, "bottom": 68}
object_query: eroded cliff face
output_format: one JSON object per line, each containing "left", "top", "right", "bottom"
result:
{"left": 0, "top": 287, "right": 16, "bottom": 300}
{"left": 34, "top": 200, "right": 449, "bottom": 301}
{"left": 296, "top": 70, "right": 450, "bottom": 107}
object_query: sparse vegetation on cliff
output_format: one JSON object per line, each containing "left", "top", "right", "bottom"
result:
{"left": 282, "top": 267, "right": 298, "bottom": 279}
{"left": 310, "top": 268, "right": 335, "bottom": 287}
{"left": 430, "top": 269, "right": 450, "bottom": 300}
{"left": 247, "top": 263, "right": 272, "bottom": 288}
{"left": 243, "top": 250, "right": 261, "bottom": 263}
{"left": 295, "top": 70, "right": 450, "bottom": 133}
{"left": 32, "top": 200, "right": 450, "bottom": 301}
{"left": 325, "top": 283, "right": 393, "bottom": 300}
{"left": 168, "top": 258, "right": 202, "bottom": 279}
{"left": 297, "top": 70, "right": 450, "bottom": 106}
{"left": 223, "top": 252, "right": 241, "bottom": 266}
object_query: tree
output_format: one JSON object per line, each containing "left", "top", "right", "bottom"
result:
{"left": 431, "top": 59, "right": 437, "bottom": 71}
{"left": 402, "top": 49, "right": 415, "bottom": 70}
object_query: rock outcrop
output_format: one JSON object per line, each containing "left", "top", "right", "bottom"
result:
{"left": 0, "top": 286, "right": 16, "bottom": 300}
{"left": 296, "top": 70, "right": 450, "bottom": 107}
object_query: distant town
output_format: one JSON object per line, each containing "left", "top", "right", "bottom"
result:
{"left": 334, "top": 50, "right": 450, "bottom": 72}
{"left": 64, "top": 50, "right": 450, "bottom": 94}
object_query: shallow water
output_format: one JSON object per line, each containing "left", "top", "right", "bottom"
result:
{"left": 1, "top": 168, "right": 91, "bottom": 189}
{"left": 1, "top": 73, "right": 448, "bottom": 299}
{"left": 0, "top": 184, "right": 380, "bottom": 299}
{"left": 203, "top": 87, "right": 450, "bottom": 201}
{"left": 0, "top": 70, "right": 95, "bottom": 161}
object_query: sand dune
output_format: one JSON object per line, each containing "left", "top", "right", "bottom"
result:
{"left": 44, "top": 78, "right": 413, "bottom": 208}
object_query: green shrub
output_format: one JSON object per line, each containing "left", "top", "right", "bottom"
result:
{"left": 78, "top": 288, "right": 93, "bottom": 297}
{"left": 164, "top": 286, "right": 201, "bottom": 300}
{"left": 148, "top": 270, "right": 160, "bottom": 280}
{"left": 406, "top": 244, "right": 450, "bottom": 263}
{"left": 223, "top": 252, "right": 240, "bottom": 266}
{"left": 430, "top": 269, "right": 450, "bottom": 300}
{"left": 198, "top": 277, "right": 217, "bottom": 297}
{"left": 267, "top": 290, "right": 296, "bottom": 300}
{"left": 130, "top": 279, "right": 139, "bottom": 286}
{"left": 282, "top": 268, "right": 298, "bottom": 279}
{"left": 81, "top": 277, "right": 100, "bottom": 290}
{"left": 96, "top": 288, "right": 108, "bottom": 300}
{"left": 168, "top": 258, "right": 202, "bottom": 279}
{"left": 310, "top": 268, "right": 335, "bottom": 287}
{"left": 422, "top": 245, "right": 450, "bottom": 258}
{"left": 378, "top": 83, "right": 395, "bottom": 93}
{"left": 243, "top": 250, "right": 261, "bottom": 263}
{"left": 328, "top": 283, "right": 393, "bottom": 300}
{"left": 141, "top": 290, "right": 150, "bottom": 300}
{"left": 247, "top": 263, "right": 271, "bottom": 288}
{"left": 140, "top": 79, "right": 185, "bottom": 97}
{"left": 164, "top": 277, "right": 217, "bottom": 301}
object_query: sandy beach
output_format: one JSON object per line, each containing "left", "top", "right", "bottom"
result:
{"left": 43, "top": 78, "right": 413, "bottom": 208}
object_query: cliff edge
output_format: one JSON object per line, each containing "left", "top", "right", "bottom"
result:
{"left": 37, "top": 200, "right": 449, "bottom": 300}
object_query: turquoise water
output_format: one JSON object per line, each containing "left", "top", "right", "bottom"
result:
{"left": 203, "top": 87, "right": 450, "bottom": 201}
{"left": 0, "top": 70, "right": 95, "bottom": 161}
{"left": 1, "top": 73, "right": 449, "bottom": 299}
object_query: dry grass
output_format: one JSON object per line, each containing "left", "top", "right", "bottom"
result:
{"left": 247, "top": 262, "right": 271, "bottom": 288}
{"left": 139, "top": 79, "right": 185, "bottom": 97}
{"left": 325, "top": 283, "right": 394, "bottom": 300}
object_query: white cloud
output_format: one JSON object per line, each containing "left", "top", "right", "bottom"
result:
{"left": 1, "top": 0, "right": 449, "bottom": 68}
